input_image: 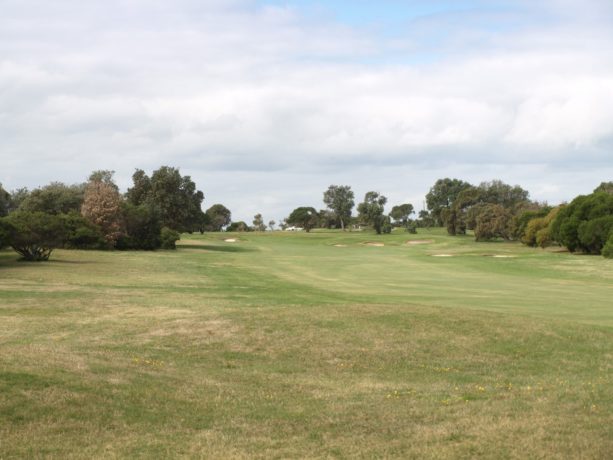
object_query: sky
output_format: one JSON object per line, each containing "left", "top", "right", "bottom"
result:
{"left": 1, "top": 0, "right": 613, "bottom": 223}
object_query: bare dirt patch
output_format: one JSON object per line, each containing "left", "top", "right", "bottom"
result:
{"left": 406, "top": 240, "right": 435, "bottom": 245}
{"left": 363, "top": 242, "right": 385, "bottom": 247}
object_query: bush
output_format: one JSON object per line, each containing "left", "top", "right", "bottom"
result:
{"left": 60, "top": 212, "right": 105, "bottom": 249}
{"left": 602, "top": 234, "right": 613, "bottom": 259}
{"left": 160, "top": 227, "right": 180, "bottom": 249}
{"left": 577, "top": 215, "right": 613, "bottom": 254}
{"left": 116, "top": 203, "right": 162, "bottom": 250}
{"left": 3, "top": 211, "right": 67, "bottom": 261}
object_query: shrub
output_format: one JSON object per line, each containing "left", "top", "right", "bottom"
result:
{"left": 602, "top": 234, "right": 613, "bottom": 259}
{"left": 4, "top": 211, "right": 67, "bottom": 261}
{"left": 577, "top": 216, "right": 613, "bottom": 254}
{"left": 116, "top": 203, "right": 162, "bottom": 250}
{"left": 160, "top": 227, "right": 180, "bottom": 249}
{"left": 60, "top": 211, "right": 105, "bottom": 249}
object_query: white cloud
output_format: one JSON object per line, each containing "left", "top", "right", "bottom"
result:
{"left": 1, "top": 0, "right": 612, "bottom": 220}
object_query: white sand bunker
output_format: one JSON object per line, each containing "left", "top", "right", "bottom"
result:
{"left": 334, "top": 244, "right": 347, "bottom": 247}
{"left": 363, "top": 242, "right": 385, "bottom": 247}
{"left": 224, "top": 239, "right": 238, "bottom": 243}
{"left": 432, "top": 254, "right": 453, "bottom": 257}
{"left": 492, "top": 255, "right": 516, "bottom": 258}
{"left": 406, "top": 239, "right": 435, "bottom": 245}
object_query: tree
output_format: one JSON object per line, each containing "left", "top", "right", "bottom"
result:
{"left": 81, "top": 171, "right": 124, "bottom": 248}
{"left": 252, "top": 213, "right": 266, "bottom": 231}
{"left": 551, "top": 191, "right": 613, "bottom": 254}
{"left": 205, "top": 204, "right": 231, "bottom": 232}
{"left": 61, "top": 211, "right": 105, "bottom": 249}
{"left": 268, "top": 220, "right": 275, "bottom": 231}
{"left": 522, "top": 207, "right": 560, "bottom": 248}
{"left": 357, "top": 192, "right": 387, "bottom": 234}
{"left": 3, "top": 211, "right": 67, "bottom": 261}
{"left": 323, "top": 185, "right": 355, "bottom": 231}
{"left": 0, "top": 184, "right": 11, "bottom": 217}
{"left": 116, "top": 203, "right": 162, "bottom": 250}
{"left": 426, "top": 178, "right": 472, "bottom": 226}
{"left": 8, "top": 188, "right": 29, "bottom": 213}
{"left": 227, "top": 221, "right": 250, "bottom": 232}
{"left": 287, "top": 207, "right": 319, "bottom": 232}
{"left": 126, "top": 166, "right": 205, "bottom": 232}
{"left": 594, "top": 182, "right": 613, "bottom": 194}
{"left": 474, "top": 204, "right": 513, "bottom": 241}
{"left": 389, "top": 203, "right": 415, "bottom": 230}
{"left": 18, "top": 182, "right": 85, "bottom": 215}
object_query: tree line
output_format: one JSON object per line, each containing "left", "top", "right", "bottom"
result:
{"left": 1, "top": 169, "right": 611, "bottom": 260}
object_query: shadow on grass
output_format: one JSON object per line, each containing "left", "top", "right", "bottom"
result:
{"left": 178, "top": 244, "right": 257, "bottom": 253}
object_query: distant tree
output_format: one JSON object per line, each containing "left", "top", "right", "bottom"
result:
{"left": 474, "top": 204, "right": 513, "bottom": 241}
{"left": 522, "top": 207, "right": 561, "bottom": 248}
{"left": 0, "top": 184, "right": 10, "bottom": 217}
{"left": 551, "top": 191, "right": 613, "bottom": 254}
{"left": 594, "top": 182, "right": 613, "bottom": 194}
{"left": 227, "top": 221, "right": 250, "bottom": 232}
{"left": 116, "top": 203, "right": 162, "bottom": 250}
{"left": 268, "top": 220, "right": 276, "bottom": 231}
{"left": 357, "top": 192, "right": 387, "bottom": 234}
{"left": 318, "top": 209, "right": 338, "bottom": 229}
{"left": 19, "top": 182, "right": 85, "bottom": 215}
{"left": 160, "top": 227, "right": 181, "bottom": 249}
{"left": 205, "top": 204, "right": 231, "bottom": 232}
{"left": 603, "top": 234, "right": 613, "bottom": 258}
{"left": 81, "top": 171, "right": 124, "bottom": 248}
{"left": 417, "top": 210, "right": 434, "bottom": 228}
{"left": 252, "top": 213, "right": 266, "bottom": 231}
{"left": 0, "top": 218, "right": 10, "bottom": 249}
{"left": 426, "top": 178, "right": 472, "bottom": 226}
{"left": 323, "top": 185, "right": 355, "bottom": 231}
{"left": 8, "top": 188, "right": 29, "bottom": 213}
{"left": 126, "top": 166, "right": 205, "bottom": 232}
{"left": 389, "top": 203, "right": 415, "bottom": 230}
{"left": 61, "top": 211, "right": 105, "bottom": 249}
{"left": 3, "top": 211, "right": 67, "bottom": 261}
{"left": 287, "top": 207, "right": 319, "bottom": 232}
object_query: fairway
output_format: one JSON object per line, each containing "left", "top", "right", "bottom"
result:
{"left": 1, "top": 230, "right": 612, "bottom": 458}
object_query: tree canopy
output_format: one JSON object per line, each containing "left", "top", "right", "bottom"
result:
{"left": 287, "top": 207, "right": 318, "bottom": 232}
{"left": 357, "top": 192, "right": 387, "bottom": 234}
{"left": 323, "top": 185, "right": 354, "bottom": 231}
{"left": 205, "top": 204, "right": 232, "bottom": 232}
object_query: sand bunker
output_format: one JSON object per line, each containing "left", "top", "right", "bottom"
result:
{"left": 432, "top": 254, "right": 453, "bottom": 257}
{"left": 334, "top": 244, "right": 348, "bottom": 247}
{"left": 492, "top": 255, "right": 516, "bottom": 258}
{"left": 224, "top": 239, "right": 238, "bottom": 243}
{"left": 363, "top": 242, "right": 385, "bottom": 247}
{"left": 406, "top": 239, "right": 435, "bottom": 245}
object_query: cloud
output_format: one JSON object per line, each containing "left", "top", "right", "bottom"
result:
{"left": 1, "top": 0, "right": 612, "bottom": 220}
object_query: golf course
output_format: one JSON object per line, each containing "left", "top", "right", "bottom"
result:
{"left": 1, "top": 229, "right": 612, "bottom": 458}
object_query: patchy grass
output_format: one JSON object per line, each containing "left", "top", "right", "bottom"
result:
{"left": 0, "top": 229, "right": 612, "bottom": 458}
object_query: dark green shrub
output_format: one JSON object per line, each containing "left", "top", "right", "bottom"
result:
{"left": 602, "top": 234, "right": 613, "bottom": 259}
{"left": 578, "top": 216, "right": 613, "bottom": 254}
{"left": 160, "top": 227, "right": 180, "bottom": 249}
{"left": 60, "top": 212, "right": 105, "bottom": 249}
{"left": 4, "top": 211, "right": 67, "bottom": 261}
{"left": 116, "top": 203, "right": 162, "bottom": 250}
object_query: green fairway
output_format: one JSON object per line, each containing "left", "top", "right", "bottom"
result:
{"left": 1, "top": 229, "right": 612, "bottom": 458}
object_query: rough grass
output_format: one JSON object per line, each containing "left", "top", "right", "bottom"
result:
{"left": 1, "top": 229, "right": 612, "bottom": 458}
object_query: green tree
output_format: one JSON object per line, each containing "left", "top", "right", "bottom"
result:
{"left": 0, "top": 184, "right": 10, "bottom": 217}
{"left": 268, "top": 220, "right": 276, "bottom": 231}
{"left": 3, "top": 211, "right": 67, "bottom": 261}
{"left": 227, "top": 221, "right": 251, "bottom": 232}
{"left": 252, "top": 213, "right": 266, "bottom": 231}
{"left": 126, "top": 166, "right": 205, "bottom": 232}
{"left": 287, "top": 207, "right": 319, "bottom": 232}
{"left": 474, "top": 204, "right": 513, "bottom": 241}
{"left": 323, "top": 185, "right": 354, "bottom": 231}
{"left": 357, "top": 192, "right": 387, "bottom": 234}
{"left": 116, "top": 203, "right": 162, "bottom": 250}
{"left": 389, "top": 203, "right": 415, "bottom": 230}
{"left": 19, "top": 182, "right": 85, "bottom": 215}
{"left": 426, "top": 178, "right": 472, "bottom": 226}
{"left": 551, "top": 192, "right": 613, "bottom": 254}
{"left": 205, "top": 204, "right": 232, "bottom": 232}
{"left": 594, "top": 182, "right": 613, "bottom": 194}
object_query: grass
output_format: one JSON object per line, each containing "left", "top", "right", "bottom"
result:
{"left": 1, "top": 228, "right": 612, "bottom": 458}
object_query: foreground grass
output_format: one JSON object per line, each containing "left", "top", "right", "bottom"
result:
{"left": 1, "top": 230, "right": 612, "bottom": 458}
